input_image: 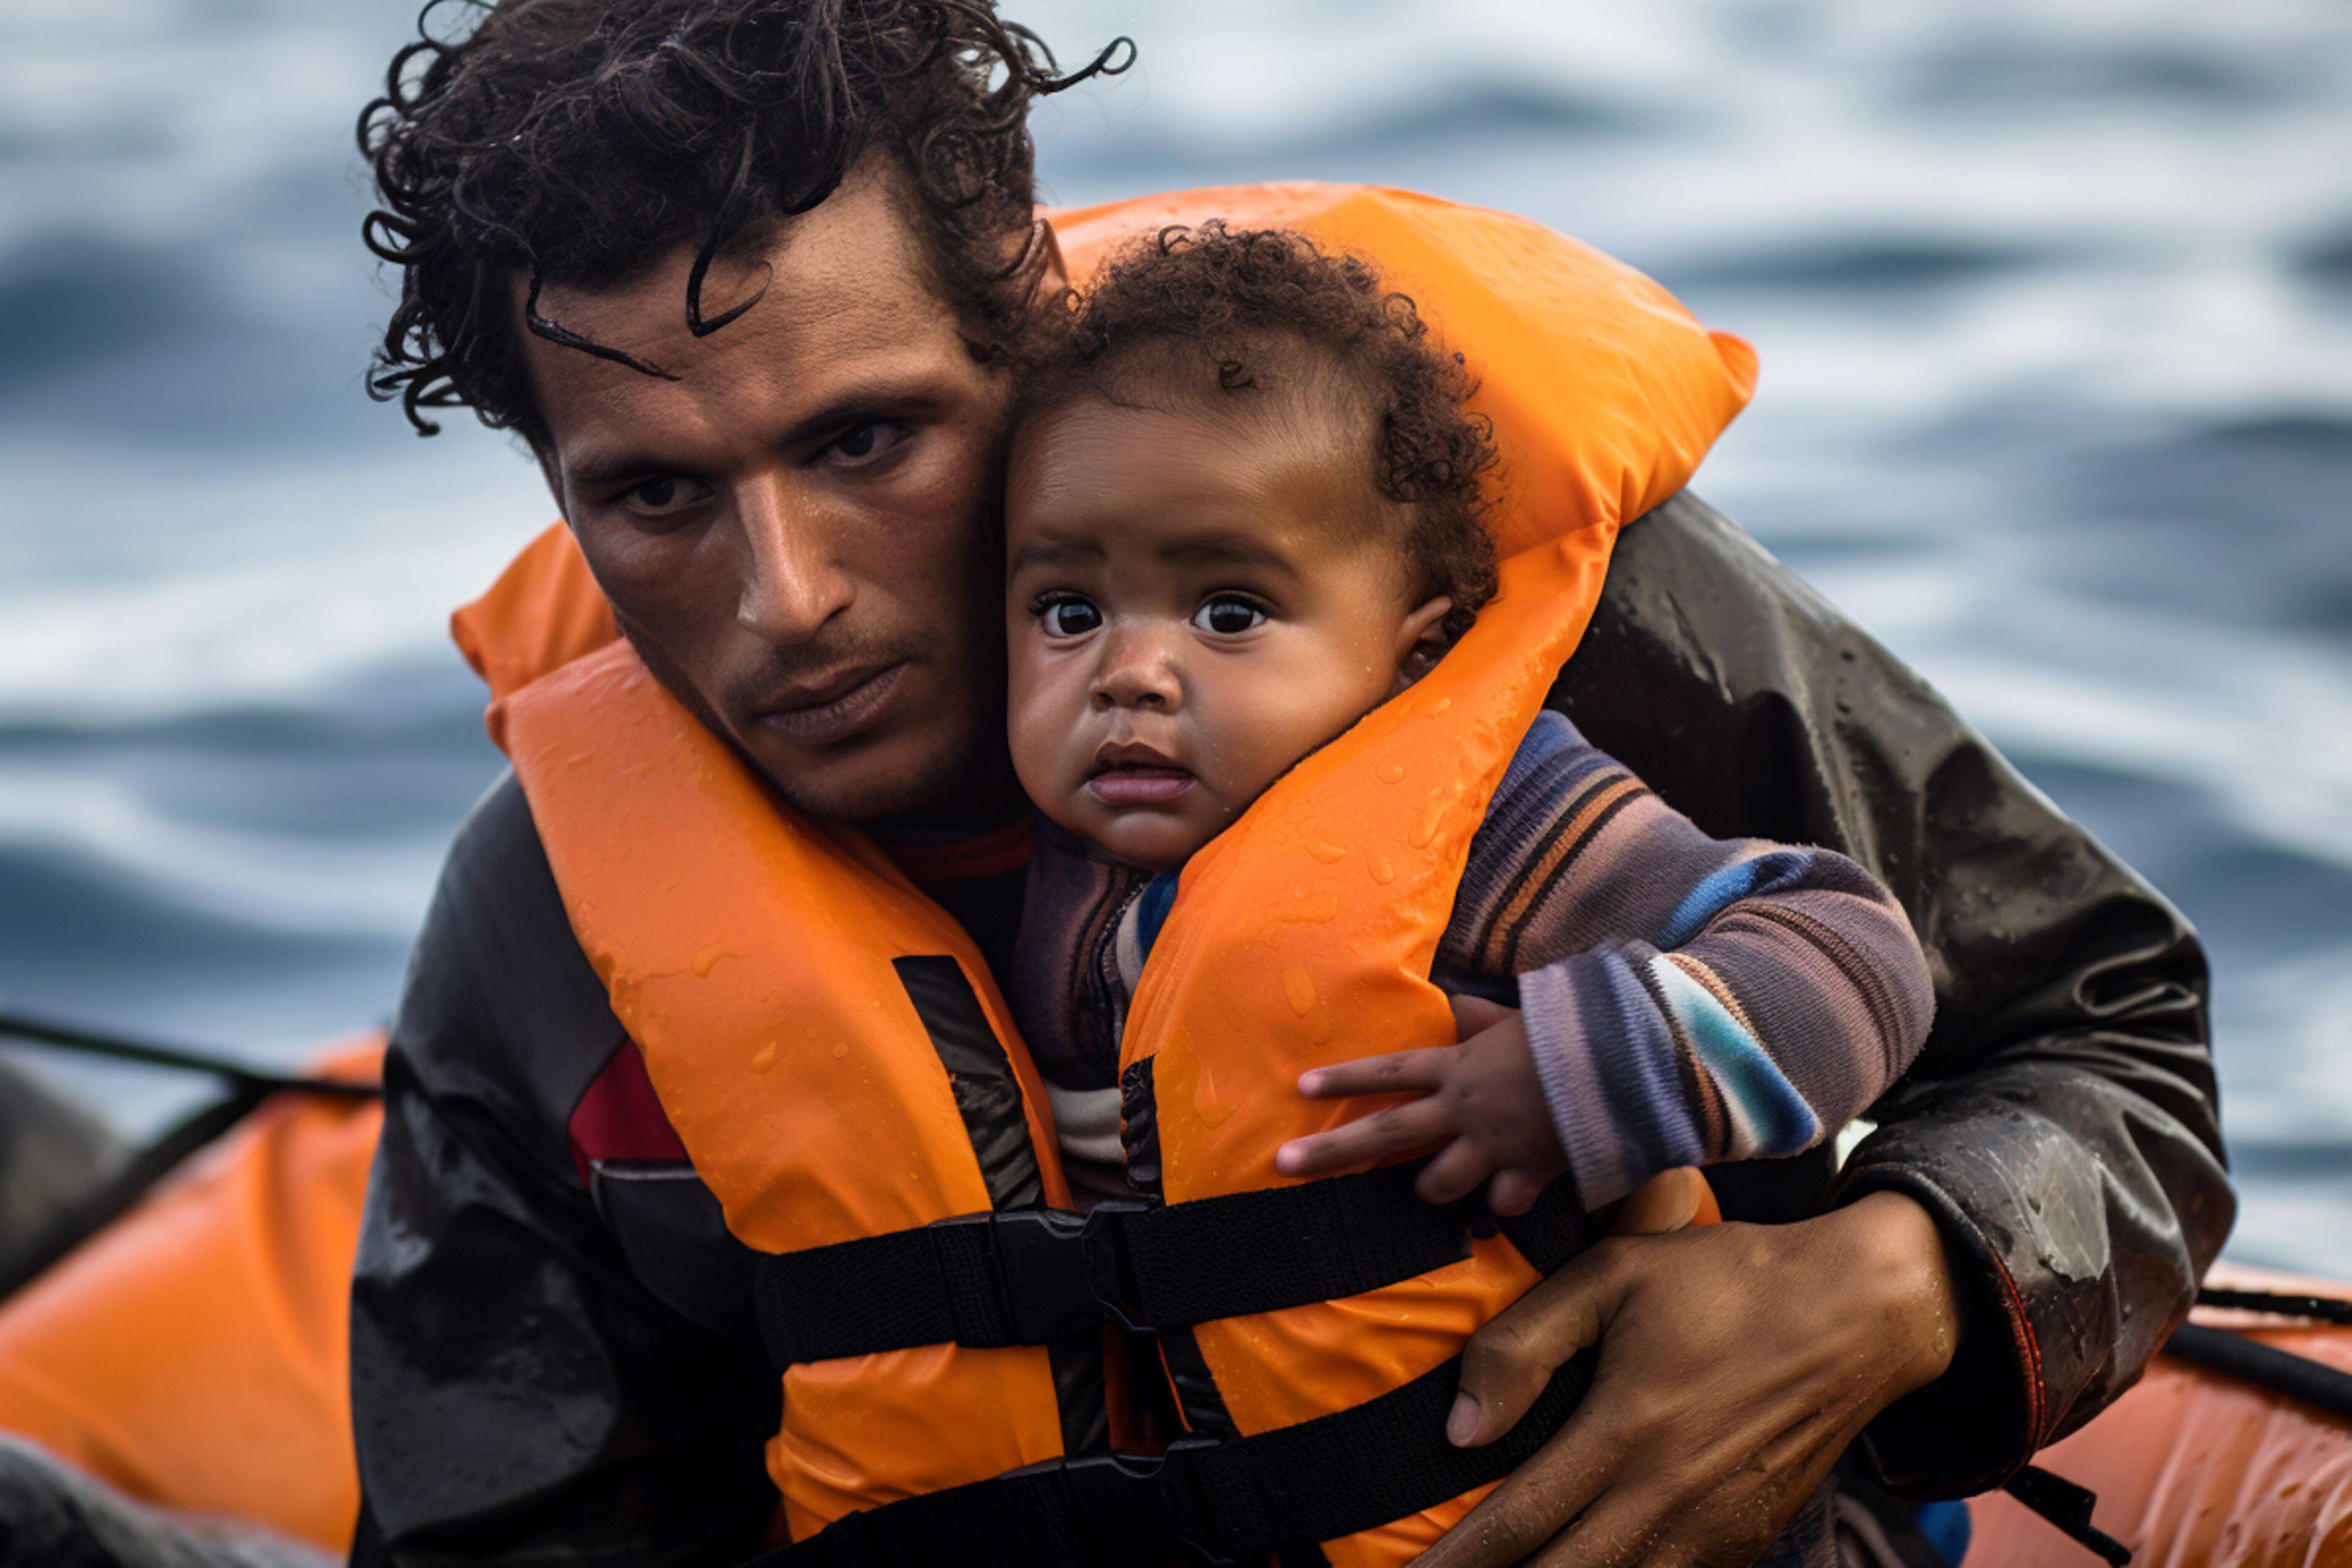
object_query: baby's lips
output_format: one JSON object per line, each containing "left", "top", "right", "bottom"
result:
{"left": 1086, "top": 766, "right": 1196, "bottom": 806}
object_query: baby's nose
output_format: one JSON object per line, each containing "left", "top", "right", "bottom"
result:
{"left": 1092, "top": 632, "right": 1183, "bottom": 710}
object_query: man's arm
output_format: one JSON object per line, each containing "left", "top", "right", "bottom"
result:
{"left": 1412, "top": 491, "right": 2231, "bottom": 1568}
{"left": 349, "top": 779, "right": 779, "bottom": 1567}
{"left": 1556, "top": 489, "right": 2230, "bottom": 1487}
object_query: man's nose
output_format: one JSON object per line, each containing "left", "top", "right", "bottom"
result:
{"left": 1092, "top": 625, "right": 1183, "bottom": 712}
{"left": 733, "top": 475, "right": 855, "bottom": 645}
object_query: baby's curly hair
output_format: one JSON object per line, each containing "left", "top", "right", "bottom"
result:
{"left": 1017, "top": 222, "right": 1500, "bottom": 631}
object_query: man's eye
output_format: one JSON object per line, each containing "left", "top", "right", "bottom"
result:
{"left": 623, "top": 475, "right": 704, "bottom": 519}
{"left": 1038, "top": 596, "right": 1103, "bottom": 637}
{"left": 1192, "top": 595, "right": 1268, "bottom": 635}
{"left": 821, "top": 420, "right": 914, "bottom": 467}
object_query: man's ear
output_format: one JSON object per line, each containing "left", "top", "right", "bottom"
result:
{"left": 1390, "top": 595, "right": 1458, "bottom": 694}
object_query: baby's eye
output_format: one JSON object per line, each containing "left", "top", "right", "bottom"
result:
{"left": 1192, "top": 594, "right": 1269, "bottom": 635}
{"left": 1038, "top": 595, "right": 1103, "bottom": 637}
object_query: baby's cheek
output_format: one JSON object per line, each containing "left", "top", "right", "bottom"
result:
{"left": 1006, "top": 659, "right": 1085, "bottom": 798}
{"left": 1195, "top": 675, "right": 1341, "bottom": 804}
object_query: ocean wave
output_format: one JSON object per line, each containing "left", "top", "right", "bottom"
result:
{"left": 2299, "top": 222, "right": 2352, "bottom": 286}
{"left": 1, "top": 0, "right": 2349, "bottom": 1267}
{"left": 1656, "top": 233, "right": 2070, "bottom": 297}
{"left": 0, "top": 233, "right": 231, "bottom": 382}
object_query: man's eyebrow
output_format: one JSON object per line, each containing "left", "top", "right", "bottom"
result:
{"left": 774, "top": 387, "right": 945, "bottom": 449}
{"left": 1007, "top": 538, "right": 1105, "bottom": 573}
{"left": 564, "top": 448, "right": 673, "bottom": 489}
{"left": 562, "top": 386, "right": 948, "bottom": 489}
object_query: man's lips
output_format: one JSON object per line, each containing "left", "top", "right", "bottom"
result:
{"left": 1087, "top": 739, "right": 1195, "bottom": 805}
{"left": 750, "top": 662, "right": 907, "bottom": 746}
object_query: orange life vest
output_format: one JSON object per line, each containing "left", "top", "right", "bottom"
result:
{"left": 459, "top": 182, "right": 1754, "bottom": 1565}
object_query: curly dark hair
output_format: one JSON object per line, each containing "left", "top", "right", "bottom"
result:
{"left": 1016, "top": 222, "right": 1500, "bottom": 631}
{"left": 359, "top": 0, "right": 1130, "bottom": 443}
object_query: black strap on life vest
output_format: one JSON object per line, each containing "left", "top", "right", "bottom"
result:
{"left": 753, "top": 1163, "right": 1588, "bottom": 1366}
{"left": 744, "top": 1346, "right": 1594, "bottom": 1568}
{"left": 2000, "top": 1466, "right": 2130, "bottom": 1567}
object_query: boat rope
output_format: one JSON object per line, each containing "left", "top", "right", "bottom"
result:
{"left": 2194, "top": 1284, "right": 2352, "bottom": 1326}
{"left": 2166, "top": 1320, "right": 2352, "bottom": 1424}
{"left": 1989, "top": 1284, "right": 2352, "bottom": 1565}
{"left": 0, "top": 1006, "right": 380, "bottom": 1103}
{"left": 0, "top": 1006, "right": 380, "bottom": 1304}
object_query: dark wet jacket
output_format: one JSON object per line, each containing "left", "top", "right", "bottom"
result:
{"left": 347, "top": 492, "right": 2234, "bottom": 1567}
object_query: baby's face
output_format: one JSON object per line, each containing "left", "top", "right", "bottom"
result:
{"left": 1005, "top": 390, "right": 1447, "bottom": 871}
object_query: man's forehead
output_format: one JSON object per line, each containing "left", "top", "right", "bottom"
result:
{"left": 521, "top": 165, "right": 965, "bottom": 443}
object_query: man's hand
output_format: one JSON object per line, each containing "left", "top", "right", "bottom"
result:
{"left": 1413, "top": 1190, "right": 1963, "bottom": 1568}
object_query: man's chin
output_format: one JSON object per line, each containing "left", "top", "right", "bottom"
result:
{"left": 748, "top": 727, "right": 976, "bottom": 827}
{"left": 617, "top": 629, "right": 985, "bottom": 828}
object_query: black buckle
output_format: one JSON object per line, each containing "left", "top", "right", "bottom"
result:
{"left": 1008, "top": 1438, "right": 1230, "bottom": 1566}
{"left": 933, "top": 1203, "right": 1155, "bottom": 1345}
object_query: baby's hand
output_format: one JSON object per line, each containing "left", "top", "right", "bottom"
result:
{"left": 1274, "top": 996, "right": 1568, "bottom": 1214}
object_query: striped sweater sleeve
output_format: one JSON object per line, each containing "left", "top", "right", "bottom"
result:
{"left": 1438, "top": 710, "right": 1934, "bottom": 1208}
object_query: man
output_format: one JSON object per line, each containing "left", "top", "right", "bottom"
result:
{"left": 349, "top": 1, "right": 2232, "bottom": 1564}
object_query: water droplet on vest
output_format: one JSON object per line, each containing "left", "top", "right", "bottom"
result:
{"left": 1283, "top": 967, "right": 1317, "bottom": 1016}
{"left": 1369, "top": 853, "right": 1396, "bottom": 885}
{"left": 1190, "top": 1061, "right": 1235, "bottom": 1129}
{"left": 1307, "top": 840, "right": 1347, "bottom": 864}
{"left": 1380, "top": 761, "right": 1407, "bottom": 783}
{"left": 751, "top": 1043, "right": 779, "bottom": 1074}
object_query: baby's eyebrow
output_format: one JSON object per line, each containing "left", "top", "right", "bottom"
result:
{"left": 1007, "top": 538, "right": 1104, "bottom": 572}
{"left": 1159, "top": 538, "right": 1295, "bottom": 574}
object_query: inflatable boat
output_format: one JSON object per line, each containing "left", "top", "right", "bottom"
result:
{"left": 0, "top": 1017, "right": 2345, "bottom": 1566}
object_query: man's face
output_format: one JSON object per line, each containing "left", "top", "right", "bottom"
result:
{"left": 519, "top": 163, "right": 1011, "bottom": 825}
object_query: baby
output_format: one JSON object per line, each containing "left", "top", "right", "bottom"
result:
{"left": 1001, "top": 223, "right": 1933, "bottom": 1217}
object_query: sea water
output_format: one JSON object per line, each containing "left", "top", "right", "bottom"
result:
{"left": 1, "top": 0, "right": 2346, "bottom": 1269}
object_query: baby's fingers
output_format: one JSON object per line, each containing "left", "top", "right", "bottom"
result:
{"left": 1484, "top": 1167, "right": 1550, "bottom": 1217}
{"left": 1414, "top": 1139, "right": 1497, "bottom": 1205}
{"left": 1276, "top": 1096, "right": 1450, "bottom": 1178}
{"left": 1298, "top": 1048, "right": 1451, "bottom": 1100}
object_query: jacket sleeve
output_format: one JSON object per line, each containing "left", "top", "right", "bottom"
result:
{"left": 1451, "top": 713, "right": 1934, "bottom": 1209}
{"left": 347, "top": 778, "right": 779, "bottom": 1567}
{"left": 1553, "top": 491, "right": 2233, "bottom": 1496}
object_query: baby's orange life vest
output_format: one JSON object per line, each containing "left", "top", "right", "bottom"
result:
{"left": 456, "top": 183, "right": 1754, "bottom": 1567}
